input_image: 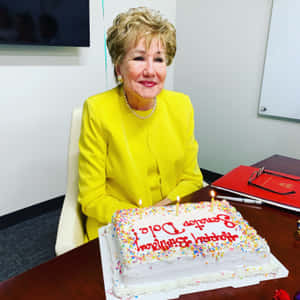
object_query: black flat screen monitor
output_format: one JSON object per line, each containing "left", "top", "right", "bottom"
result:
{"left": 0, "top": 0, "right": 90, "bottom": 47}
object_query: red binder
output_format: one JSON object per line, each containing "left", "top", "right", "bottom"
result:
{"left": 211, "top": 165, "right": 300, "bottom": 212}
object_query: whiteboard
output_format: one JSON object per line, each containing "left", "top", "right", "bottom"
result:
{"left": 259, "top": 0, "right": 300, "bottom": 121}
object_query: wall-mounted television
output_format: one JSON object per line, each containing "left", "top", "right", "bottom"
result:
{"left": 0, "top": 0, "right": 90, "bottom": 47}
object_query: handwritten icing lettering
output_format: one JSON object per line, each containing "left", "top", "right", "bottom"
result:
{"left": 176, "top": 236, "right": 192, "bottom": 248}
{"left": 135, "top": 236, "right": 192, "bottom": 252}
{"left": 147, "top": 224, "right": 163, "bottom": 239}
{"left": 134, "top": 231, "right": 238, "bottom": 252}
{"left": 139, "top": 222, "right": 185, "bottom": 239}
{"left": 148, "top": 226, "right": 157, "bottom": 239}
{"left": 134, "top": 214, "right": 238, "bottom": 253}
{"left": 190, "top": 232, "right": 238, "bottom": 244}
{"left": 184, "top": 214, "right": 236, "bottom": 231}
{"left": 139, "top": 227, "right": 149, "bottom": 234}
{"left": 162, "top": 222, "right": 185, "bottom": 235}
{"left": 216, "top": 214, "right": 236, "bottom": 228}
{"left": 183, "top": 220, "right": 204, "bottom": 230}
{"left": 183, "top": 220, "right": 193, "bottom": 226}
{"left": 166, "top": 238, "right": 177, "bottom": 249}
{"left": 153, "top": 225, "right": 161, "bottom": 231}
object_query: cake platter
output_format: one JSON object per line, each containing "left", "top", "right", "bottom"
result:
{"left": 98, "top": 225, "right": 288, "bottom": 300}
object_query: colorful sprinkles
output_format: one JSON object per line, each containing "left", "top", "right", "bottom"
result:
{"left": 111, "top": 201, "right": 269, "bottom": 269}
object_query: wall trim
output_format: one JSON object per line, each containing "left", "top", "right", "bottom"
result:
{"left": 0, "top": 195, "right": 64, "bottom": 230}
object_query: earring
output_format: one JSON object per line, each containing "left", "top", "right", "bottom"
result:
{"left": 117, "top": 75, "right": 123, "bottom": 83}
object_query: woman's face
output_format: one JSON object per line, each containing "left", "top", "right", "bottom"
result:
{"left": 117, "top": 37, "right": 167, "bottom": 101}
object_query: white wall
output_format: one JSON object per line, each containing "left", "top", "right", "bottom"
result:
{"left": 0, "top": 0, "right": 105, "bottom": 217}
{"left": 175, "top": 0, "right": 300, "bottom": 174}
{"left": 6, "top": 0, "right": 299, "bottom": 216}
{"left": 0, "top": 0, "right": 175, "bottom": 216}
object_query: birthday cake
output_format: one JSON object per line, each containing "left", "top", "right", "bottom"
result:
{"left": 106, "top": 200, "right": 280, "bottom": 297}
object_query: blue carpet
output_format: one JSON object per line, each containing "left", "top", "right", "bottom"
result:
{"left": 0, "top": 209, "right": 60, "bottom": 282}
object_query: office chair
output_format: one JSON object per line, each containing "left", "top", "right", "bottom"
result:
{"left": 55, "top": 107, "right": 85, "bottom": 256}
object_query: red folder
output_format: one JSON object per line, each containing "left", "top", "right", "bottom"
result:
{"left": 211, "top": 165, "right": 300, "bottom": 212}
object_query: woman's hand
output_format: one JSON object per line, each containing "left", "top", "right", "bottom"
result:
{"left": 153, "top": 198, "right": 173, "bottom": 207}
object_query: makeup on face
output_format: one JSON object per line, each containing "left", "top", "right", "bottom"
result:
{"left": 117, "top": 38, "right": 167, "bottom": 110}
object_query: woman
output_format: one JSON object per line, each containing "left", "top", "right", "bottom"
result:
{"left": 78, "top": 7, "right": 203, "bottom": 240}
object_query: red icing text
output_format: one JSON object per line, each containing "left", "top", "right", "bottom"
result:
{"left": 133, "top": 213, "right": 238, "bottom": 253}
{"left": 183, "top": 214, "right": 236, "bottom": 231}
{"left": 191, "top": 231, "right": 238, "bottom": 243}
{"left": 139, "top": 222, "right": 185, "bottom": 239}
{"left": 134, "top": 236, "right": 192, "bottom": 252}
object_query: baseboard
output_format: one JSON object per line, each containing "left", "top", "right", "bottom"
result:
{"left": 0, "top": 195, "right": 64, "bottom": 230}
{"left": 201, "top": 168, "right": 223, "bottom": 184}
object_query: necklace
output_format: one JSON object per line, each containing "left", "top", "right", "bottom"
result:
{"left": 124, "top": 92, "right": 157, "bottom": 120}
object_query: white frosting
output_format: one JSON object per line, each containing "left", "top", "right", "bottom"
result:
{"left": 108, "top": 201, "right": 279, "bottom": 297}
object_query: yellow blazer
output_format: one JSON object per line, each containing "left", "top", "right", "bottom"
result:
{"left": 78, "top": 86, "right": 203, "bottom": 240}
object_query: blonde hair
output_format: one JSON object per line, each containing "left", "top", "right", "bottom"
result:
{"left": 106, "top": 7, "right": 176, "bottom": 81}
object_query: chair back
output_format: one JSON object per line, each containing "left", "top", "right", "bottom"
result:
{"left": 55, "top": 107, "right": 85, "bottom": 256}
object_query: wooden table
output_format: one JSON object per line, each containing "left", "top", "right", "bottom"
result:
{"left": 1, "top": 155, "right": 300, "bottom": 300}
